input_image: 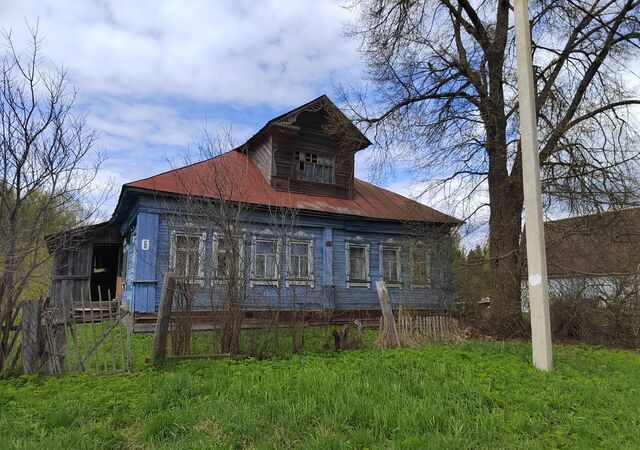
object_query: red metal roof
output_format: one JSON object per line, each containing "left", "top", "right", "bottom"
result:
{"left": 125, "top": 150, "right": 460, "bottom": 224}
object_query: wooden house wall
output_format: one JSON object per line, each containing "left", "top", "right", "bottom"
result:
{"left": 121, "top": 195, "right": 454, "bottom": 313}
{"left": 269, "top": 110, "right": 355, "bottom": 199}
{"left": 120, "top": 212, "right": 160, "bottom": 313}
{"left": 247, "top": 135, "right": 272, "bottom": 183}
{"left": 50, "top": 239, "right": 92, "bottom": 305}
{"left": 296, "top": 110, "right": 355, "bottom": 192}
{"left": 153, "top": 215, "right": 328, "bottom": 311}
{"left": 331, "top": 228, "right": 453, "bottom": 310}
{"left": 49, "top": 223, "right": 122, "bottom": 306}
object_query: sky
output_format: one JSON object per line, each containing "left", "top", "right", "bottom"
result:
{"left": 3, "top": 0, "right": 426, "bottom": 217}
{"left": 12, "top": 1, "right": 633, "bottom": 249}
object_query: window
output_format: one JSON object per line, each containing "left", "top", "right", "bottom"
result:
{"left": 287, "top": 240, "right": 314, "bottom": 286}
{"left": 213, "top": 235, "right": 242, "bottom": 280}
{"left": 294, "top": 151, "right": 334, "bottom": 183}
{"left": 411, "top": 244, "right": 431, "bottom": 287}
{"left": 170, "top": 231, "right": 205, "bottom": 280}
{"left": 380, "top": 245, "right": 401, "bottom": 286}
{"left": 121, "top": 240, "right": 128, "bottom": 283}
{"left": 123, "top": 230, "right": 136, "bottom": 288}
{"left": 252, "top": 237, "right": 279, "bottom": 284}
{"left": 346, "top": 242, "right": 369, "bottom": 287}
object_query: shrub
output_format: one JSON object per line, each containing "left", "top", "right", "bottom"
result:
{"left": 549, "top": 276, "right": 640, "bottom": 347}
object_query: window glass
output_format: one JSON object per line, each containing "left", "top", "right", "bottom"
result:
{"left": 255, "top": 239, "right": 278, "bottom": 280}
{"left": 174, "top": 234, "right": 201, "bottom": 278}
{"left": 289, "top": 242, "right": 310, "bottom": 279}
{"left": 349, "top": 245, "right": 367, "bottom": 280}
{"left": 412, "top": 246, "right": 430, "bottom": 286}
{"left": 382, "top": 247, "right": 400, "bottom": 283}
{"left": 215, "top": 237, "right": 237, "bottom": 278}
{"left": 294, "top": 151, "right": 334, "bottom": 183}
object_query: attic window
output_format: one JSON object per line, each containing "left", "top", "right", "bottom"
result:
{"left": 294, "top": 151, "right": 334, "bottom": 184}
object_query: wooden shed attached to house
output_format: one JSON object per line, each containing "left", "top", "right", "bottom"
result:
{"left": 47, "top": 221, "right": 122, "bottom": 308}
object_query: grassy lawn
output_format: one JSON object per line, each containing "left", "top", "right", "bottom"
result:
{"left": 1, "top": 340, "right": 639, "bottom": 449}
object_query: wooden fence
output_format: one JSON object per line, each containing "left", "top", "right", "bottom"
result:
{"left": 396, "top": 313, "right": 459, "bottom": 344}
{"left": 3, "top": 290, "right": 132, "bottom": 376}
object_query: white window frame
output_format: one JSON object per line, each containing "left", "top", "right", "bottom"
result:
{"left": 169, "top": 230, "right": 206, "bottom": 283}
{"left": 346, "top": 242, "right": 370, "bottom": 288}
{"left": 379, "top": 244, "right": 402, "bottom": 288}
{"left": 212, "top": 233, "right": 244, "bottom": 283}
{"left": 121, "top": 233, "right": 130, "bottom": 285}
{"left": 121, "top": 230, "right": 135, "bottom": 297}
{"left": 286, "top": 239, "right": 315, "bottom": 288}
{"left": 251, "top": 236, "right": 281, "bottom": 287}
{"left": 410, "top": 242, "right": 431, "bottom": 288}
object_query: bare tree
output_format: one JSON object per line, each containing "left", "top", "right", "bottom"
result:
{"left": 257, "top": 204, "right": 313, "bottom": 356}
{"left": 340, "top": 0, "right": 640, "bottom": 335}
{"left": 152, "top": 127, "right": 253, "bottom": 356}
{"left": 0, "top": 26, "right": 103, "bottom": 370}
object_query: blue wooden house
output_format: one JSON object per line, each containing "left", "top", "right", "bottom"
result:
{"left": 49, "top": 96, "right": 460, "bottom": 327}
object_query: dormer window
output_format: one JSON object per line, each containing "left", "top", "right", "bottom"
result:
{"left": 294, "top": 151, "right": 334, "bottom": 183}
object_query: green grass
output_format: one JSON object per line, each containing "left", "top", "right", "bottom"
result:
{"left": 64, "top": 324, "right": 379, "bottom": 372}
{"left": 1, "top": 341, "right": 639, "bottom": 449}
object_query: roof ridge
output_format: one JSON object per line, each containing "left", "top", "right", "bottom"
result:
{"left": 545, "top": 206, "right": 640, "bottom": 225}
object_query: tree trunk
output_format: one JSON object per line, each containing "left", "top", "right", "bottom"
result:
{"left": 220, "top": 283, "right": 241, "bottom": 355}
{"left": 483, "top": 31, "right": 527, "bottom": 336}
{"left": 487, "top": 159, "right": 526, "bottom": 336}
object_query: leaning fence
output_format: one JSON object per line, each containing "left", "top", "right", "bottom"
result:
{"left": 3, "top": 287, "right": 132, "bottom": 376}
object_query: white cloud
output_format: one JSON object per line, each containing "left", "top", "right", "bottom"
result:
{"left": 2, "top": 0, "right": 362, "bottom": 106}
{"left": 1, "top": 0, "right": 367, "bottom": 217}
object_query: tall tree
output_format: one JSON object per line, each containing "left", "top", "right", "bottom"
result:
{"left": 0, "top": 27, "right": 103, "bottom": 370}
{"left": 340, "top": 0, "right": 640, "bottom": 335}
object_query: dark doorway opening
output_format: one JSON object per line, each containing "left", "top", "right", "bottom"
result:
{"left": 91, "top": 245, "right": 120, "bottom": 301}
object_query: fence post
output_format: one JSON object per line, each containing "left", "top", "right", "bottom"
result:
{"left": 152, "top": 273, "right": 175, "bottom": 364}
{"left": 375, "top": 280, "right": 401, "bottom": 348}
{"left": 21, "top": 300, "right": 40, "bottom": 374}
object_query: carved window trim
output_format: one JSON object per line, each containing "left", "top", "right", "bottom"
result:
{"left": 346, "top": 242, "right": 370, "bottom": 288}
{"left": 410, "top": 241, "right": 432, "bottom": 288}
{"left": 211, "top": 233, "right": 245, "bottom": 283}
{"left": 251, "top": 236, "right": 281, "bottom": 287}
{"left": 169, "top": 230, "right": 206, "bottom": 284}
{"left": 379, "top": 244, "right": 402, "bottom": 288}
{"left": 286, "top": 239, "right": 315, "bottom": 288}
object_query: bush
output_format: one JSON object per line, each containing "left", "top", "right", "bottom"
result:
{"left": 548, "top": 276, "right": 640, "bottom": 347}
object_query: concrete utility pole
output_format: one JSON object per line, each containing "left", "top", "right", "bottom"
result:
{"left": 513, "top": 0, "right": 553, "bottom": 371}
